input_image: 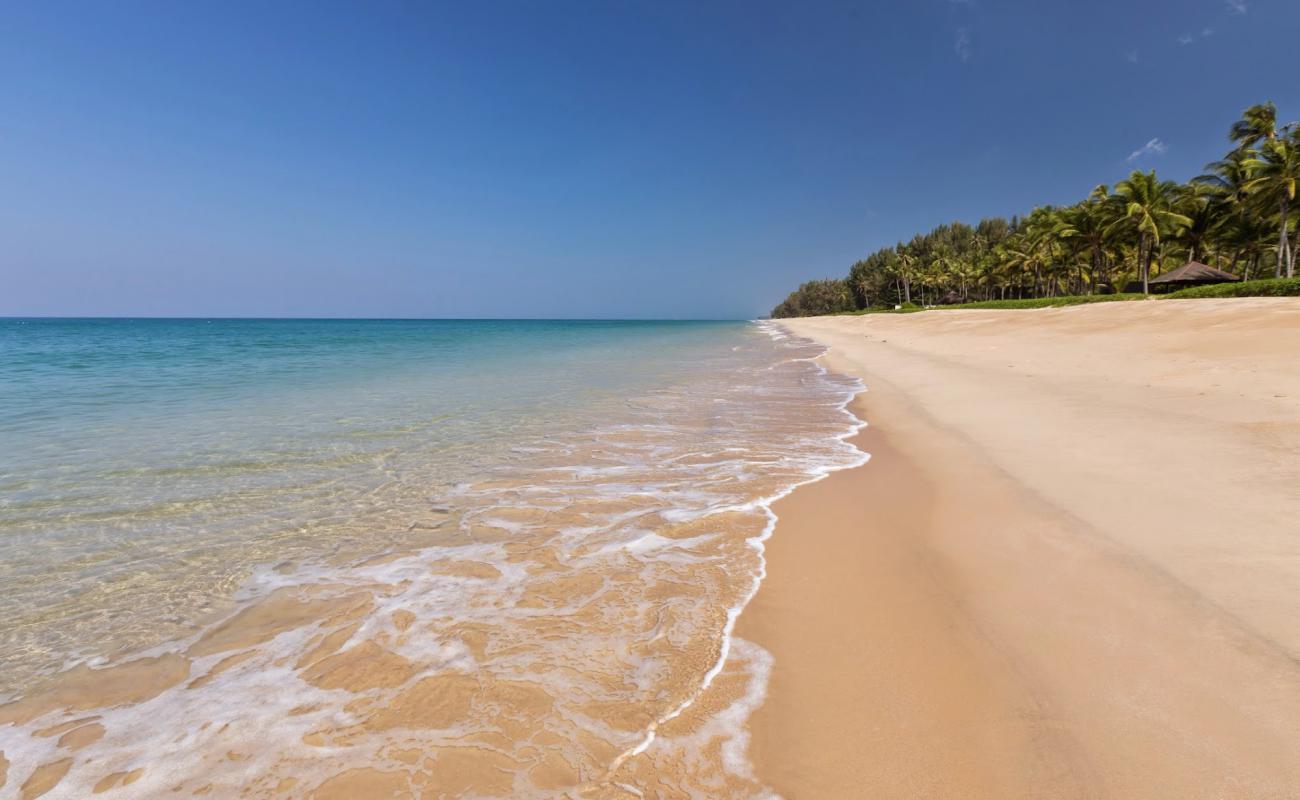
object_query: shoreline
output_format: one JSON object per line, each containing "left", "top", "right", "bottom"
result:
{"left": 735, "top": 392, "right": 1055, "bottom": 797}
{"left": 742, "top": 299, "right": 1300, "bottom": 798}
{"left": 0, "top": 321, "right": 868, "bottom": 799}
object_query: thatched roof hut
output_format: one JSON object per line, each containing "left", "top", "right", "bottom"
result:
{"left": 1146, "top": 261, "right": 1241, "bottom": 292}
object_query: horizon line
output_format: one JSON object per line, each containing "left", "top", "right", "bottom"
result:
{"left": 0, "top": 315, "right": 761, "bottom": 322}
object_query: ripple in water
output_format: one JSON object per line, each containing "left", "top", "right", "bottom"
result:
{"left": 0, "top": 319, "right": 865, "bottom": 798}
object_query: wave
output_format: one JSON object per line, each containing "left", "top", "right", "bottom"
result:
{"left": 0, "top": 322, "right": 868, "bottom": 799}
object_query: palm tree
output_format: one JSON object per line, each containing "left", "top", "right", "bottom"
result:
{"left": 1195, "top": 150, "right": 1258, "bottom": 270}
{"left": 1196, "top": 150, "right": 1252, "bottom": 203}
{"left": 1029, "top": 208, "right": 1068, "bottom": 295}
{"left": 1016, "top": 207, "right": 1059, "bottom": 296}
{"left": 1229, "top": 102, "right": 1278, "bottom": 149}
{"left": 1218, "top": 213, "right": 1274, "bottom": 280}
{"left": 1241, "top": 132, "right": 1300, "bottom": 278}
{"left": 765, "top": 99, "right": 1300, "bottom": 319}
{"left": 1055, "top": 197, "right": 1107, "bottom": 293}
{"left": 1110, "top": 171, "right": 1193, "bottom": 294}
{"left": 996, "top": 234, "right": 1041, "bottom": 299}
{"left": 952, "top": 258, "right": 978, "bottom": 301}
{"left": 973, "top": 251, "right": 1000, "bottom": 300}
{"left": 1174, "top": 182, "right": 1225, "bottom": 265}
{"left": 1057, "top": 188, "right": 1117, "bottom": 292}
{"left": 895, "top": 250, "right": 917, "bottom": 304}
{"left": 918, "top": 257, "right": 945, "bottom": 306}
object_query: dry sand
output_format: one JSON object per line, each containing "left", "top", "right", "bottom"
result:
{"left": 740, "top": 298, "right": 1300, "bottom": 799}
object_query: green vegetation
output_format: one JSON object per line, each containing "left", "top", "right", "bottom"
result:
{"left": 773, "top": 102, "right": 1300, "bottom": 318}
{"left": 830, "top": 280, "right": 1297, "bottom": 313}
{"left": 833, "top": 293, "right": 1142, "bottom": 314}
{"left": 1164, "top": 277, "right": 1300, "bottom": 299}
{"left": 926, "top": 293, "right": 1146, "bottom": 311}
{"left": 770, "top": 278, "right": 856, "bottom": 317}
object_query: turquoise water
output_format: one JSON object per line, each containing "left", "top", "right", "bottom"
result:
{"left": 0, "top": 318, "right": 753, "bottom": 689}
{"left": 0, "top": 317, "right": 869, "bottom": 797}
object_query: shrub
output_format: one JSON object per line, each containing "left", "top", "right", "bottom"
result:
{"left": 932, "top": 293, "right": 1145, "bottom": 310}
{"left": 1164, "top": 278, "right": 1300, "bottom": 299}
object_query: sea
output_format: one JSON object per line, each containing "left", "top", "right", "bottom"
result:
{"left": 0, "top": 318, "right": 865, "bottom": 798}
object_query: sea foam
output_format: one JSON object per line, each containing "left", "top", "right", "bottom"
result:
{"left": 0, "top": 320, "right": 867, "bottom": 799}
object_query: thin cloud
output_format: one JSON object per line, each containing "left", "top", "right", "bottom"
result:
{"left": 1226, "top": 0, "right": 1247, "bottom": 13}
{"left": 1125, "top": 50, "right": 1139, "bottom": 63}
{"left": 1178, "top": 27, "right": 1213, "bottom": 45}
{"left": 954, "top": 28, "right": 972, "bottom": 62}
{"left": 1127, "top": 138, "right": 1167, "bottom": 163}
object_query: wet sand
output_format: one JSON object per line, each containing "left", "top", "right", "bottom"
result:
{"left": 0, "top": 326, "right": 866, "bottom": 799}
{"left": 741, "top": 298, "right": 1300, "bottom": 798}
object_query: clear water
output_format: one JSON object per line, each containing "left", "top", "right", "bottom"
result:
{"left": 0, "top": 318, "right": 754, "bottom": 688}
{"left": 0, "top": 317, "right": 865, "bottom": 798}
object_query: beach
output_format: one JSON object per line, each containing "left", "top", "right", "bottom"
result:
{"left": 741, "top": 298, "right": 1300, "bottom": 798}
{"left": 3, "top": 304, "right": 1300, "bottom": 797}
{"left": 8, "top": 1, "right": 1300, "bottom": 795}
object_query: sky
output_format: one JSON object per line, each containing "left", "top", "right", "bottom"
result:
{"left": 3, "top": 0, "right": 1299, "bottom": 319}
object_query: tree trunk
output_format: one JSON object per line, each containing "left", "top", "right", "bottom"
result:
{"left": 1289, "top": 220, "right": 1299, "bottom": 279}
{"left": 1277, "top": 199, "right": 1289, "bottom": 278}
{"left": 1140, "top": 234, "right": 1150, "bottom": 295}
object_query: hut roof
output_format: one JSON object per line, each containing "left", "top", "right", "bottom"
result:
{"left": 1149, "top": 261, "right": 1241, "bottom": 284}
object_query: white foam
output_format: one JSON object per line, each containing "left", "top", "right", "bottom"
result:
{"left": 0, "top": 321, "right": 871, "bottom": 799}
{"left": 597, "top": 325, "right": 870, "bottom": 796}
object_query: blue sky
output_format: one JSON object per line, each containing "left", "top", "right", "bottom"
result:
{"left": 3, "top": 0, "right": 1297, "bottom": 318}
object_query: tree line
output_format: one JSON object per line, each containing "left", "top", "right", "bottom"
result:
{"left": 772, "top": 103, "right": 1300, "bottom": 317}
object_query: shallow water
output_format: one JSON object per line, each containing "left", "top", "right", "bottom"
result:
{"left": 0, "top": 318, "right": 864, "bottom": 798}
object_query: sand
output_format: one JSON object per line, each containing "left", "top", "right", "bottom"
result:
{"left": 0, "top": 331, "right": 864, "bottom": 799}
{"left": 739, "top": 298, "right": 1300, "bottom": 798}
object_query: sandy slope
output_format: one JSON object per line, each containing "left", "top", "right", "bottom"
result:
{"left": 739, "top": 298, "right": 1300, "bottom": 798}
